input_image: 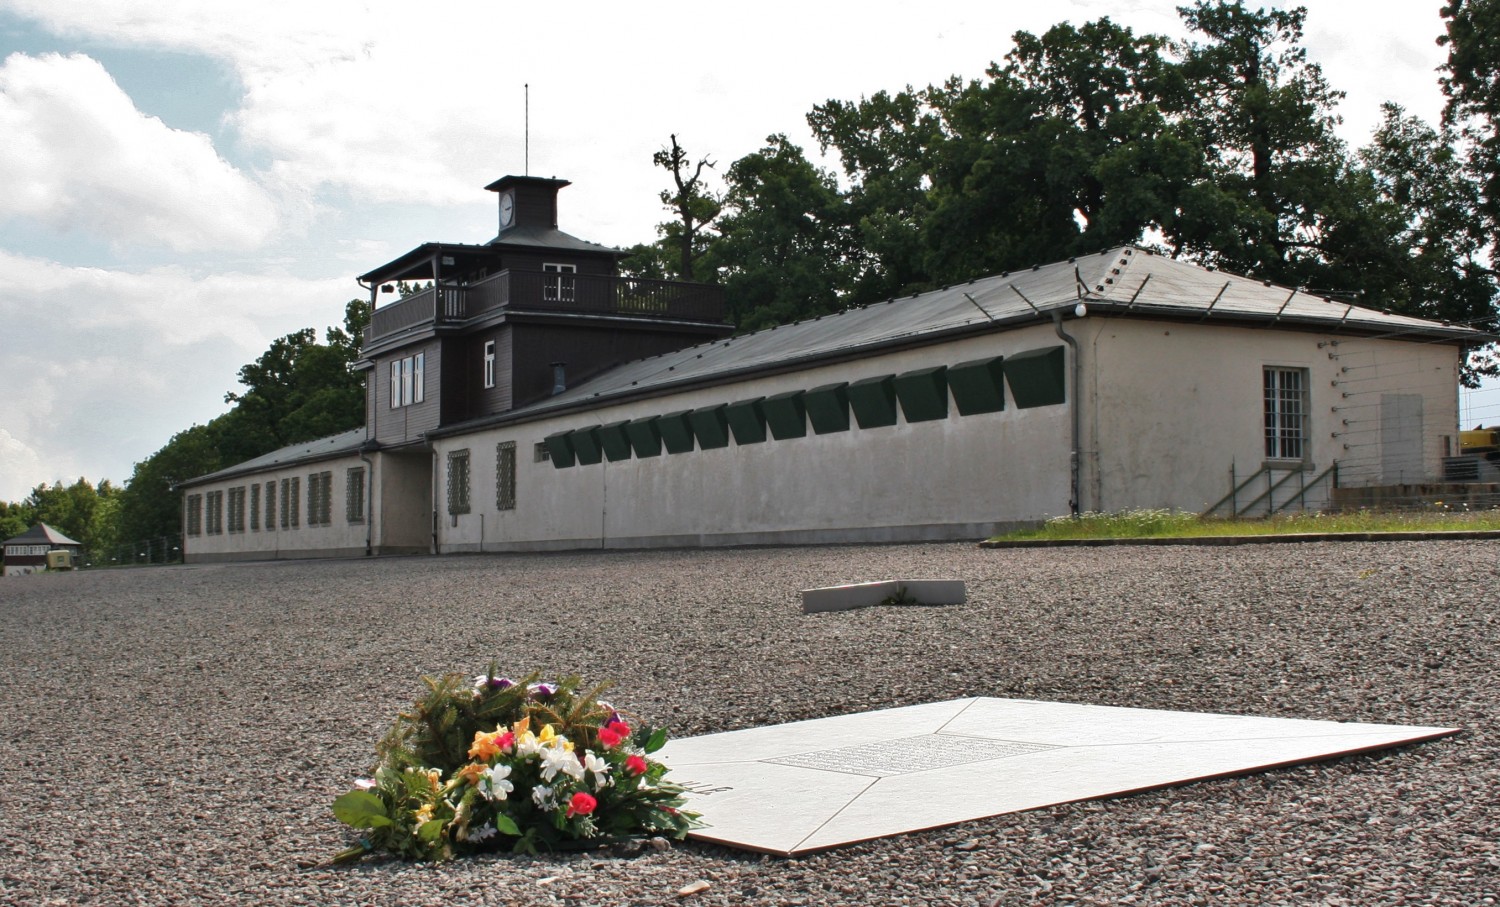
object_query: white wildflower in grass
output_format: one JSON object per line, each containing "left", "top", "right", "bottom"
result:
{"left": 583, "top": 751, "right": 612, "bottom": 788}
{"left": 481, "top": 764, "right": 514, "bottom": 802}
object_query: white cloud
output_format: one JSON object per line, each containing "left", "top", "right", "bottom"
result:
{"left": 0, "top": 250, "right": 352, "bottom": 497}
{"left": 0, "top": 51, "right": 278, "bottom": 251}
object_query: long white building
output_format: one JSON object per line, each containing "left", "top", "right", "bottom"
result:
{"left": 180, "top": 176, "right": 1480, "bottom": 562}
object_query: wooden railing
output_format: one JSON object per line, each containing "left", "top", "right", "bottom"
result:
{"left": 365, "top": 271, "right": 725, "bottom": 344}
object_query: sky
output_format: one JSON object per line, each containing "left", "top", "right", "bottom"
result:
{"left": 0, "top": 0, "right": 1493, "bottom": 502}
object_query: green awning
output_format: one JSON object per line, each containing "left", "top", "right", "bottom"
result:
{"left": 893, "top": 367, "right": 949, "bottom": 422}
{"left": 569, "top": 426, "right": 603, "bottom": 465}
{"left": 624, "top": 418, "right": 662, "bottom": 458}
{"left": 657, "top": 411, "right": 696, "bottom": 454}
{"left": 1003, "top": 346, "right": 1067, "bottom": 408}
{"left": 543, "top": 431, "right": 576, "bottom": 468}
{"left": 805, "top": 382, "right": 851, "bottom": 434}
{"left": 689, "top": 405, "right": 731, "bottom": 449}
{"left": 597, "top": 420, "right": 633, "bottom": 461}
{"left": 847, "top": 375, "right": 898, "bottom": 429}
{"left": 726, "top": 397, "right": 768, "bottom": 445}
{"left": 948, "top": 356, "right": 1006, "bottom": 415}
{"left": 762, "top": 390, "right": 808, "bottom": 439}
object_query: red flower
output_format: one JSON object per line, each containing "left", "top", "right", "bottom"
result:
{"left": 567, "top": 791, "right": 597, "bottom": 817}
{"left": 624, "top": 754, "right": 648, "bottom": 776}
{"left": 496, "top": 731, "right": 515, "bottom": 753}
{"left": 598, "top": 720, "right": 632, "bottom": 748}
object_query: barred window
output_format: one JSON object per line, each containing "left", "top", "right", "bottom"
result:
{"left": 281, "top": 477, "right": 300, "bottom": 529}
{"left": 264, "top": 481, "right": 276, "bottom": 531}
{"left": 346, "top": 467, "right": 366, "bottom": 524}
{"left": 496, "top": 441, "right": 517, "bottom": 510}
{"left": 306, "top": 471, "right": 333, "bottom": 527}
{"left": 1264, "top": 367, "right": 1309, "bottom": 460}
{"left": 206, "top": 490, "right": 224, "bottom": 535}
{"left": 250, "top": 483, "right": 261, "bottom": 532}
{"left": 186, "top": 494, "right": 203, "bottom": 537}
{"left": 228, "top": 486, "right": 246, "bottom": 534}
{"left": 534, "top": 441, "right": 550, "bottom": 463}
{"left": 447, "top": 449, "right": 471, "bottom": 515}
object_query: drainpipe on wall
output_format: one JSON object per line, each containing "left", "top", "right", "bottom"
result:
{"left": 1051, "top": 307, "right": 1083, "bottom": 518}
{"left": 360, "top": 453, "right": 374, "bottom": 557}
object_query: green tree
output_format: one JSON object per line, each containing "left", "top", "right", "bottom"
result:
{"left": 1441, "top": 0, "right": 1500, "bottom": 240}
{"left": 653, "top": 135, "right": 722, "bottom": 281}
{"left": 808, "top": 87, "right": 946, "bottom": 301}
{"left": 0, "top": 501, "right": 31, "bottom": 541}
{"left": 114, "top": 423, "right": 227, "bottom": 547}
{"left": 23, "top": 477, "right": 120, "bottom": 555}
{"left": 1172, "top": 1, "right": 1349, "bottom": 279}
{"left": 707, "top": 135, "right": 856, "bottom": 330}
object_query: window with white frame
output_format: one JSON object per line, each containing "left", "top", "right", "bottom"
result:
{"left": 543, "top": 263, "right": 576, "bottom": 302}
{"left": 483, "top": 340, "right": 496, "bottom": 389}
{"left": 1264, "top": 366, "right": 1309, "bottom": 460}
{"left": 390, "top": 353, "right": 427, "bottom": 407}
{"left": 447, "top": 449, "right": 471, "bottom": 515}
{"left": 496, "top": 441, "right": 516, "bottom": 510}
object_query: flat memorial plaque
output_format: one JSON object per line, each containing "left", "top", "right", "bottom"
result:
{"left": 654, "top": 697, "right": 1458, "bottom": 855}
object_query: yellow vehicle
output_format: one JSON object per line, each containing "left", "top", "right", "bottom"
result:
{"left": 1460, "top": 427, "right": 1500, "bottom": 460}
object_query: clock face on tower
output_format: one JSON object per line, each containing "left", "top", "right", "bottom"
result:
{"left": 499, "top": 190, "right": 516, "bottom": 228}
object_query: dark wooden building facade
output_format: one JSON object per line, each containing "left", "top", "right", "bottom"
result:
{"left": 357, "top": 175, "right": 731, "bottom": 450}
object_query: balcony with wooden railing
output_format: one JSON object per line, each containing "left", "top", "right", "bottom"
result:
{"left": 365, "top": 270, "right": 727, "bottom": 346}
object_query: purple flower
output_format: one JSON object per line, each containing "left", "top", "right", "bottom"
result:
{"left": 528, "top": 681, "right": 557, "bottom": 699}
{"left": 490, "top": 677, "right": 514, "bottom": 690}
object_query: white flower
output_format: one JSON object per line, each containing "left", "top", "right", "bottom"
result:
{"left": 540, "top": 746, "right": 583, "bottom": 782}
{"left": 481, "top": 764, "right": 514, "bottom": 802}
{"left": 466, "top": 823, "right": 497, "bottom": 843}
{"left": 353, "top": 778, "right": 376, "bottom": 790}
{"left": 532, "top": 784, "right": 556, "bottom": 809}
{"left": 515, "top": 734, "right": 544, "bottom": 759}
{"left": 582, "top": 751, "right": 612, "bottom": 788}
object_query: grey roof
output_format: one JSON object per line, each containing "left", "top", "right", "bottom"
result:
{"left": 486, "top": 224, "right": 625, "bottom": 256}
{"left": 3, "top": 522, "right": 82, "bottom": 548}
{"left": 433, "top": 246, "right": 1482, "bottom": 435}
{"left": 182, "top": 427, "right": 368, "bottom": 487}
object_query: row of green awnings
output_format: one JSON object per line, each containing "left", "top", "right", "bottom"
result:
{"left": 543, "top": 346, "right": 1066, "bottom": 468}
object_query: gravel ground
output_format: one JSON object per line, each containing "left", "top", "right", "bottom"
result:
{"left": 1, "top": 540, "right": 1496, "bottom": 906}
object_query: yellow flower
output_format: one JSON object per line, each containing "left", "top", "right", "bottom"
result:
{"left": 426, "top": 769, "right": 442, "bottom": 790}
{"left": 512, "top": 717, "right": 531, "bottom": 736}
{"left": 457, "top": 763, "right": 487, "bottom": 786}
{"left": 414, "top": 803, "right": 434, "bottom": 825}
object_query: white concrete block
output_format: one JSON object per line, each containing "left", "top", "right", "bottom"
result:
{"left": 800, "top": 579, "right": 967, "bottom": 613}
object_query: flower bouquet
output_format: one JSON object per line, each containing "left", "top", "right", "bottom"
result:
{"left": 331, "top": 669, "right": 702, "bottom": 861}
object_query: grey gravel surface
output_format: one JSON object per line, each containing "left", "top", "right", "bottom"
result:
{"left": 1, "top": 540, "right": 1496, "bottom": 906}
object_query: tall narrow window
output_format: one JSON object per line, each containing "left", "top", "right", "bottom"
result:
{"left": 496, "top": 441, "right": 517, "bottom": 510}
{"left": 346, "top": 467, "right": 366, "bottom": 524}
{"left": 265, "top": 481, "right": 276, "bottom": 530}
{"left": 307, "top": 471, "right": 333, "bottom": 526}
{"left": 401, "top": 357, "right": 413, "bottom": 406}
{"left": 289, "top": 476, "right": 300, "bottom": 528}
{"left": 280, "top": 478, "right": 291, "bottom": 529}
{"left": 1264, "top": 367, "right": 1309, "bottom": 460}
{"left": 390, "top": 360, "right": 401, "bottom": 409}
{"left": 447, "top": 449, "right": 471, "bottom": 515}
{"left": 483, "top": 340, "right": 496, "bottom": 389}
{"left": 186, "top": 494, "right": 203, "bottom": 537}
{"left": 543, "top": 263, "right": 576, "bottom": 302}
{"left": 250, "top": 483, "right": 261, "bottom": 532}
{"left": 228, "top": 487, "right": 246, "bottom": 534}
{"left": 414, "top": 352, "right": 425, "bottom": 403}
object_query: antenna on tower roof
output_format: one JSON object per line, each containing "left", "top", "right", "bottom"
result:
{"left": 524, "top": 83, "right": 529, "bottom": 176}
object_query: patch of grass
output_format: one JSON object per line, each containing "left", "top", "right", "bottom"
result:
{"left": 988, "top": 506, "right": 1500, "bottom": 542}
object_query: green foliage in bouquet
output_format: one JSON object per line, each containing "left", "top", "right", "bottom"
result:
{"left": 331, "top": 667, "right": 703, "bottom": 862}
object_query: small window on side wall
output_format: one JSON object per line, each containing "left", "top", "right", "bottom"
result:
{"left": 483, "top": 341, "right": 496, "bottom": 389}
{"left": 1264, "top": 366, "right": 1309, "bottom": 460}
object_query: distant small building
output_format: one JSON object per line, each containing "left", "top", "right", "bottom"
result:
{"left": 2, "top": 523, "right": 83, "bottom": 576}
